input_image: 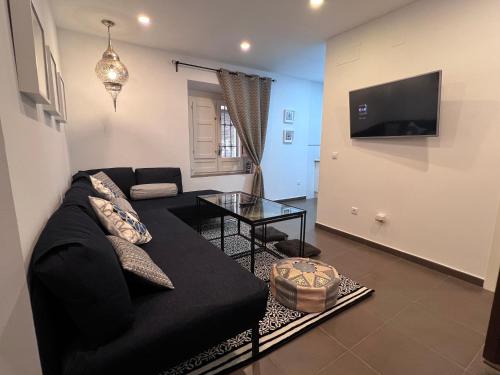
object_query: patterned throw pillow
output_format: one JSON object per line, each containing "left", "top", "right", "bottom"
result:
{"left": 92, "top": 171, "right": 127, "bottom": 200}
{"left": 89, "top": 196, "right": 152, "bottom": 244}
{"left": 112, "top": 197, "right": 139, "bottom": 219}
{"left": 90, "top": 175, "right": 116, "bottom": 201}
{"left": 107, "top": 236, "right": 174, "bottom": 290}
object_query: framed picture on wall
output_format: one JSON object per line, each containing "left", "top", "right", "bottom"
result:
{"left": 9, "top": 0, "right": 50, "bottom": 104}
{"left": 42, "top": 46, "right": 61, "bottom": 116}
{"left": 55, "top": 73, "right": 67, "bottom": 123}
{"left": 283, "top": 109, "right": 295, "bottom": 124}
{"left": 283, "top": 129, "right": 294, "bottom": 144}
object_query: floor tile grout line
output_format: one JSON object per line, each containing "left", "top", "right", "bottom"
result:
{"left": 414, "top": 298, "right": 489, "bottom": 337}
{"left": 465, "top": 345, "right": 484, "bottom": 372}
{"left": 345, "top": 300, "right": 468, "bottom": 371}
{"left": 385, "top": 301, "right": 471, "bottom": 370}
{"left": 319, "top": 327, "right": 382, "bottom": 375}
{"left": 349, "top": 302, "right": 414, "bottom": 352}
{"left": 311, "top": 348, "right": 350, "bottom": 375}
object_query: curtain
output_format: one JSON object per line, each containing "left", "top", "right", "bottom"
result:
{"left": 216, "top": 69, "right": 272, "bottom": 197}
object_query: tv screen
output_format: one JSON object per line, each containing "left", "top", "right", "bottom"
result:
{"left": 349, "top": 71, "right": 441, "bottom": 138}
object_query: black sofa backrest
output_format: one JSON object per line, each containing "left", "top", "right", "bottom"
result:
{"left": 135, "top": 168, "right": 183, "bottom": 193}
{"left": 84, "top": 167, "right": 136, "bottom": 198}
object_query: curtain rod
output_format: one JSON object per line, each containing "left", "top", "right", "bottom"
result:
{"left": 171, "top": 60, "right": 276, "bottom": 82}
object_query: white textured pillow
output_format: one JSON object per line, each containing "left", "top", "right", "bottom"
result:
{"left": 90, "top": 175, "right": 115, "bottom": 201}
{"left": 89, "top": 196, "right": 152, "bottom": 244}
{"left": 92, "top": 172, "right": 127, "bottom": 199}
{"left": 130, "top": 183, "right": 178, "bottom": 200}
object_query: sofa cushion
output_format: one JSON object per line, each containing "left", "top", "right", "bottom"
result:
{"left": 62, "top": 209, "right": 268, "bottom": 375}
{"left": 130, "top": 183, "right": 178, "bottom": 200}
{"left": 112, "top": 197, "right": 139, "bottom": 219}
{"left": 84, "top": 168, "right": 136, "bottom": 199}
{"left": 31, "top": 206, "right": 134, "bottom": 348}
{"left": 90, "top": 197, "right": 152, "bottom": 245}
{"left": 92, "top": 171, "right": 127, "bottom": 199}
{"left": 135, "top": 168, "right": 183, "bottom": 193}
{"left": 132, "top": 190, "right": 221, "bottom": 224}
{"left": 90, "top": 175, "right": 117, "bottom": 201}
{"left": 107, "top": 235, "right": 174, "bottom": 290}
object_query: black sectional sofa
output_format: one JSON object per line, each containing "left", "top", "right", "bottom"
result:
{"left": 28, "top": 167, "right": 269, "bottom": 375}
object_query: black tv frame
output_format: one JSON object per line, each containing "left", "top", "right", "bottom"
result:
{"left": 349, "top": 70, "right": 442, "bottom": 139}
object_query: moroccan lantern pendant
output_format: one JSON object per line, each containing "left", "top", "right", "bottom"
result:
{"left": 95, "top": 19, "right": 129, "bottom": 111}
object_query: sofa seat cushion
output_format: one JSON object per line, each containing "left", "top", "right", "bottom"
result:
{"left": 62, "top": 209, "right": 268, "bottom": 375}
{"left": 132, "top": 190, "right": 221, "bottom": 224}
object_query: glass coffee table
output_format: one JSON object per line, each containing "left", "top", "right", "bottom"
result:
{"left": 196, "top": 192, "right": 306, "bottom": 273}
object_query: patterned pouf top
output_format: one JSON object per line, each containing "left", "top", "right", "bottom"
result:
{"left": 270, "top": 257, "right": 341, "bottom": 313}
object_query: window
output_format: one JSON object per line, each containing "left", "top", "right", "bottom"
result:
{"left": 220, "top": 104, "right": 241, "bottom": 158}
{"left": 189, "top": 95, "right": 245, "bottom": 176}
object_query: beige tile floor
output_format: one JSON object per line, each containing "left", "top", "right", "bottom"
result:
{"left": 230, "top": 199, "right": 498, "bottom": 375}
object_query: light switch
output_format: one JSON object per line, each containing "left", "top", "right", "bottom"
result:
{"left": 332, "top": 152, "right": 339, "bottom": 160}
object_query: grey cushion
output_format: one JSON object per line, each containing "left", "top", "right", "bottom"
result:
{"left": 107, "top": 236, "right": 174, "bottom": 290}
{"left": 130, "top": 183, "right": 178, "bottom": 200}
{"left": 275, "top": 239, "right": 321, "bottom": 257}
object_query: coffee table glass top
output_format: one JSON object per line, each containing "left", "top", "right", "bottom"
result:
{"left": 198, "top": 192, "right": 304, "bottom": 223}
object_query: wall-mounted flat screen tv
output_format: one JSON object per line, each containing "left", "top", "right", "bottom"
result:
{"left": 349, "top": 71, "right": 441, "bottom": 138}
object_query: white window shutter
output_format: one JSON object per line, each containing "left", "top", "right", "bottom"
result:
{"left": 192, "top": 97, "right": 217, "bottom": 160}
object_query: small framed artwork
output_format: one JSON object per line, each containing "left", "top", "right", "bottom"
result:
{"left": 283, "top": 129, "right": 294, "bottom": 144}
{"left": 55, "top": 73, "right": 67, "bottom": 123}
{"left": 9, "top": 0, "right": 50, "bottom": 104}
{"left": 283, "top": 109, "right": 295, "bottom": 124}
{"left": 42, "top": 46, "right": 61, "bottom": 116}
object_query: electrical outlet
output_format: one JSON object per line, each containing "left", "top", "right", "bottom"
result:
{"left": 351, "top": 207, "right": 359, "bottom": 215}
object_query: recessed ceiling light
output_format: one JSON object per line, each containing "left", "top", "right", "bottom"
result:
{"left": 138, "top": 15, "right": 151, "bottom": 25}
{"left": 310, "top": 0, "right": 324, "bottom": 9}
{"left": 240, "top": 41, "right": 251, "bottom": 52}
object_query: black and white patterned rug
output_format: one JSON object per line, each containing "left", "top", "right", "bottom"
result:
{"left": 161, "top": 220, "right": 374, "bottom": 375}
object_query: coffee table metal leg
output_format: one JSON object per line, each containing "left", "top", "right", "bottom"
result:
{"left": 299, "top": 213, "right": 305, "bottom": 257}
{"left": 221, "top": 213, "right": 225, "bottom": 253}
{"left": 252, "top": 324, "right": 260, "bottom": 357}
{"left": 251, "top": 224, "right": 255, "bottom": 273}
{"left": 302, "top": 211, "right": 307, "bottom": 256}
{"left": 263, "top": 224, "right": 267, "bottom": 250}
{"left": 238, "top": 219, "right": 241, "bottom": 235}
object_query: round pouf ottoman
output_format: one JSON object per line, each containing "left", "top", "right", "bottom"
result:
{"left": 270, "top": 257, "right": 341, "bottom": 313}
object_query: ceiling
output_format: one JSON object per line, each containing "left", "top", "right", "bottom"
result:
{"left": 50, "top": 0, "right": 417, "bottom": 82}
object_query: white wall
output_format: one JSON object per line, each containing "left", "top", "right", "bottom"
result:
{"left": 306, "top": 82, "right": 323, "bottom": 198}
{"left": 0, "top": 0, "right": 71, "bottom": 373}
{"left": 318, "top": 0, "right": 500, "bottom": 281}
{"left": 485, "top": 203, "right": 500, "bottom": 291}
{"left": 58, "top": 29, "right": 323, "bottom": 201}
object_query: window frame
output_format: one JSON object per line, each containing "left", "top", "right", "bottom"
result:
{"left": 188, "top": 94, "right": 246, "bottom": 177}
